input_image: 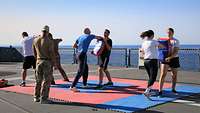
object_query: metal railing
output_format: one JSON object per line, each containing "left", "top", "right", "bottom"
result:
{"left": 16, "top": 47, "right": 200, "bottom": 71}
{"left": 66, "top": 48, "right": 200, "bottom": 71}
{"left": 129, "top": 48, "right": 200, "bottom": 71}
{"left": 178, "top": 48, "right": 200, "bottom": 71}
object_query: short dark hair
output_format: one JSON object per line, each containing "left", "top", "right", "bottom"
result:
{"left": 168, "top": 28, "right": 174, "bottom": 33}
{"left": 140, "top": 32, "right": 147, "bottom": 38}
{"left": 140, "top": 30, "right": 154, "bottom": 38}
{"left": 105, "top": 29, "right": 110, "bottom": 34}
{"left": 147, "top": 30, "right": 154, "bottom": 37}
{"left": 22, "top": 32, "right": 28, "bottom": 37}
{"left": 84, "top": 28, "right": 91, "bottom": 34}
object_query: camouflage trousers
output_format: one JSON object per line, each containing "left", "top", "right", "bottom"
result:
{"left": 34, "top": 60, "right": 53, "bottom": 100}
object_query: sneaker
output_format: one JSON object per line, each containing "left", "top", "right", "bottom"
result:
{"left": 158, "top": 91, "right": 163, "bottom": 98}
{"left": 69, "top": 87, "right": 80, "bottom": 92}
{"left": 33, "top": 98, "right": 40, "bottom": 102}
{"left": 51, "top": 81, "right": 56, "bottom": 85}
{"left": 149, "top": 91, "right": 157, "bottom": 96}
{"left": 104, "top": 82, "right": 113, "bottom": 86}
{"left": 20, "top": 82, "right": 26, "bottom": 87}
{"left": 40, "top": 99, "right": 54, "bottom": 104}
{"left": 95, "top": 84, "right": 104, "bottom": 89}
{"left": 63, "top": 78, "right": 70, "bottom": 82}
{"left": 144, "top": 92, "right": 152, "bottom": 100}
{"left": 82, "top": 85, "right": 89, "bottom": 89}
{"left": 172, "top": 89, "right": 178, "bottom": 95}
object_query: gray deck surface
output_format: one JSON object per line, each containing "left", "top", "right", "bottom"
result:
{"left": 0, "top": 63, "right": 200, "bottom": 113}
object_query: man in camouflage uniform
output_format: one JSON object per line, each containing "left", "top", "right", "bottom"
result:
{"left": 33, "top": 25, "right": 57, "bottom": 104}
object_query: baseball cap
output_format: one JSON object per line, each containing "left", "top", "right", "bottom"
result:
{"left": 42, "top": 25, "right": 49, "bottom": 32}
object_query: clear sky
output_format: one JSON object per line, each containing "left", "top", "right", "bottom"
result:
{"left": 0, "top": 0, "right": 200, "bottom": 46}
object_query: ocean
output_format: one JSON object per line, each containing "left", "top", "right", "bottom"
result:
{"left": 58, "top": 45, "right": 200, "bottom": 71}
{"left": 12, "top": 45, "right": 200, "bottom": 71}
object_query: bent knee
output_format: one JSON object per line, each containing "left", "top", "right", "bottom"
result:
{"left": 171, "top": 74, "right": 177, "bottom": 78}
{"left": 103, "top": 68, "right": 108, "bottom": 72}
{"left": 98, "top": 67, "right": 103, "bottom": 71}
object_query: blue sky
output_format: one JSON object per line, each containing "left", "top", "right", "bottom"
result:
{"left": 0, "top": 0, "right": 200, "bottom": 46}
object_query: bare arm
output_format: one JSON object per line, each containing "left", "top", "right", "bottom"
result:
{"left": 158, "top": 43, "right": 165, "bottom": 48}
{"left": 95, "top": 36, "right": 103, "bottom": 40}
{"left": 72, "top": 43, "right": 78, "bottom": 48}
{"left": 165, "top": 47, "right": 179, "bottom": 62}
{"left": 32, "top": 43, "right": 37, "bottom": 59}
{"left": 103, "top": 38, "right": 112, "bottom": 50}
{"left": 169, "top": 47, "right": 179, "bottom": 59}
{"left": 139, "top": 48, "right": 145, "bottom": 59}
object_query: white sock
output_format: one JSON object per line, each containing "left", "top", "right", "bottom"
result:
{"left": 145, "top": 88, "right": 151, "bottom": 93}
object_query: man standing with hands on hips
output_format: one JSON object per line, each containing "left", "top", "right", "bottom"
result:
{"left": 33, "top": 25, "right": 57, "bottom": 104}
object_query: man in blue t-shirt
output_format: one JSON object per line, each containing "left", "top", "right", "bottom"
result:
{"left": 70, "top": 28, "right": 103, "bottom": 92}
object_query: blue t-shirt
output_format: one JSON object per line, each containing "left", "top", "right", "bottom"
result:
{"left": 76, "top": 34, "right": 96, "bottom": 53}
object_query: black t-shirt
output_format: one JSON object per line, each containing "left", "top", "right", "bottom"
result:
{"left": 101, "top": 38, "right": 112, "bottom": 57}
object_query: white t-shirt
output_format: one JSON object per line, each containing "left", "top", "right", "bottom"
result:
{"left": 21, "top": 36, "right": 35, "bottom": 57}
{"left": 142, "top": 39, "right": 159, "bottom": 60}
{"left": 170, "top": 37, "right": 180, "bottom": 57}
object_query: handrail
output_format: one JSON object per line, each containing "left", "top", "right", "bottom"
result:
{"left": 15, "top": 46, "right": 200, "bottom": 71}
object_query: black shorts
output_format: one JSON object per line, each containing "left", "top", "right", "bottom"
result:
{"left": 161, "top": 57, "right": 180, "bottom": 68}
{"left": 98, "top": 55, "right": 110, "bottom": 70}
{"left": 23, "top": 56, "right": 36, "bottom": 69}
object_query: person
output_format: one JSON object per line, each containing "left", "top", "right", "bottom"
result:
{"left": 33, "top": 26, "right": 57, "bottom": 104}
{"left": 46, "top": 32, "right": 56, "bottom": 85}
{"left": 140, "top": 30, "right": 163, "bottom": 99}
{"left": 70, "top": 28, "right": 103, "bottom": 92}
{"left": 158, "top": 28, "right": 180, "bottom": 97}
{"left": 20, "top": 32, "right": 36, "bottom": 87}
{"left": 96, "top": 29, "right": 113, "bottom": 89}
{"left": 47, "top": 32, "right": 69, "bottom": 84}
{"left": 53, "top": 38, "right": 70, "bottom": 82}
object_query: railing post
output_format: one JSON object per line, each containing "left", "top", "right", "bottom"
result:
{"left": 72, "top": 48, "right": 77, "bottom": 64}
{"left": 125, "top": 48, "right": 128, "bottom": 68}
{"left": 128, "top": 49, "right": 131, "bottom": 67}
{"left": 199, "top": 49, "right": 200, "bottom": 71}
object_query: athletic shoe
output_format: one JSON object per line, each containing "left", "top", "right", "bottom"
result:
{"left": 82, "top": 85, "right": 89, "bottom": 89}
{"left": 63, "top": 78, "right": 70, "bottom": 82}
{"left": 95, "top": 84, "right": 104, "bottom": 89}
{"left": 20, "top": 82, "right": 26, "bottom": 87}
{"left": 158, "top": 91, "right": 163, "bottom": 98}
{"left": 69, "top": 87, "right": 80, "bottom": 92}
{"left": 104, "top": 82, "right": 113, "bottom": 86}
{"left": 51, "top": 81, "right": 56, "bottom": 85}
{"left": 149, "top": 91, "right": 157, "bottom": 96}
{"left": 40, "top": 99, "right": 54, "bottom": 104}
{"left": 33, "top": 98, "right": 40, "bottom": 102}
{"left": 172, "top": 89, "right": 178, "bottom": 95}
{"left": 143, "top": 92, "right": 152, "bottom": 100}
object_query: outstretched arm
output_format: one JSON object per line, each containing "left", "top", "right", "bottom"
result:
{"left": 55, "top": 39, "right": 62, "bottom": 43}
{"left": 95, "top": 36, "right": 103, "bottom": 40}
